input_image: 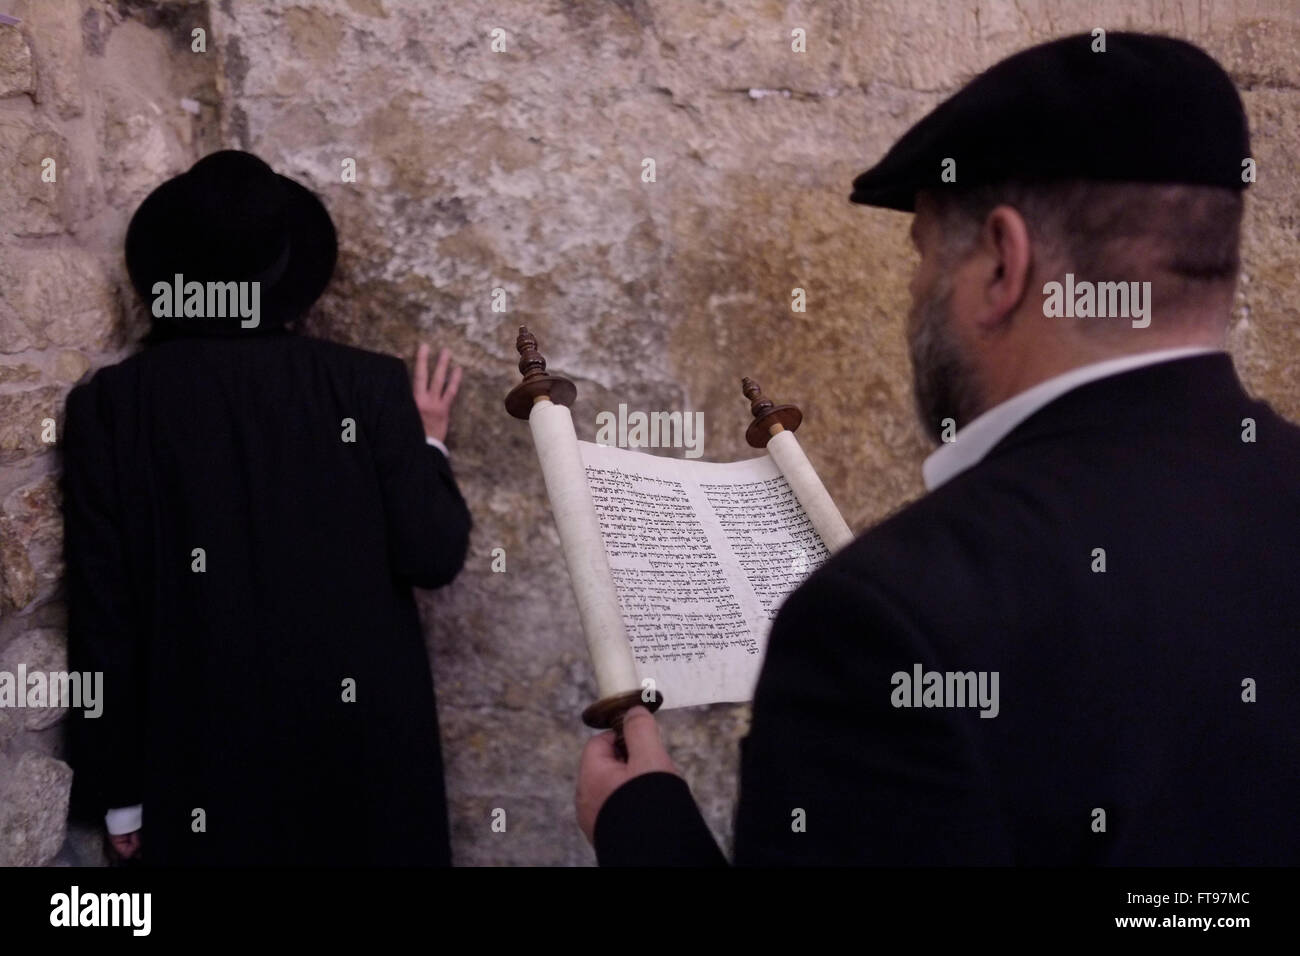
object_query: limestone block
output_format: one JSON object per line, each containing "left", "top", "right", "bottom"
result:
{"left": 0, "top": 708, "right": 17, "bottom": 751}
{"left": 2, "top": 247, "right": 118, "bottom": 351}
{"left": 0, "top": 362, "right": 41, "bottom": 385}
{"left": 18, "top": 0, "right": 86, "bottom": 118}
{"left": 0, "top": 627, "right": 69, "bottom": 731}
{"left": 0, "top": 118, "right": 69, "bottom": 237}
{"left": 51, "top": 350, "right": 90, "bottom": 384}
{"left": 0, "top": 477, "right": 63, "bottom": 614}
{"left": 0, "top": 385, "right": 62, "bottom": 471}
{"left": 0, "top": 23, "right": 33, "bottom": 98}
{"left": 99, "top": 84, "right": 183, "bottom": 207}
{"left": 0, "top": 751, "right": 74, "bottom": 866}
{"left": 0, "top": 525, "right": 37, "bottom": 611}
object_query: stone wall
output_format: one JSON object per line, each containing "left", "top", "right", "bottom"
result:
{"left": 0, "top": 0, "right": 218, "bottom": 865}
{"left": 1, "top": 0, "right": 1297, "bottom": 865}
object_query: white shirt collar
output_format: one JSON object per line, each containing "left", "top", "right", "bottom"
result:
{"left": 922, "top": 347, "right": 1223, "bottom": 491}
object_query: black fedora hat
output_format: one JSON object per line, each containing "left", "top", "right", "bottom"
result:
{"left": 126, "top": 149, "right": 337, "bottom": 336}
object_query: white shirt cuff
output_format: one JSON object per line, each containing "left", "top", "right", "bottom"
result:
{"left": 425, "top": 436, "right": 448, "bottom": 457}
{"left": 106, "top": 805, "right": 143, "bottom": 835}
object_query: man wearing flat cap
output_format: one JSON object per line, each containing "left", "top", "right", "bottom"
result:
{"left": 62, "top": 150, "right": 472, "bottom": 865}
{"left": 577, "top": 32, "right": 1300, "bottom": 865}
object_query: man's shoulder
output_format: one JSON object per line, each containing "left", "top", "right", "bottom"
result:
{"left": 125, "top": 333, "right": 405, "bottom": 374}
{"left": 818, "top": 463, "right": 1044, "bottom": 590}
{"left": 66, "top": 336, "right": 408, "bottom": 411}
{"left": 66, "top": 350, "right": 137, "bottom": 406}
{"left": 786, "top": 446, "right": 1109, "bottom": 655}
{"left": 795, "top": 388, "right": 1300, "bottom": 638}
{"left": 291, "top": 335, "right": 406, "bottom": 378}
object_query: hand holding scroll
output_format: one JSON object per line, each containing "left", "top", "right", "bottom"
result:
{"left": 575, "top": 706, "right": 676, "bottom": 843}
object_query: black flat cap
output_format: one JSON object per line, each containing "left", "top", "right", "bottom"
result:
{"left": 850, "top": 32, "right": 1250, "bottom": 212}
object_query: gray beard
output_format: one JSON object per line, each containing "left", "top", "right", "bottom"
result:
{"left": 907, "top": 273, "right": 985, "bottom": 445}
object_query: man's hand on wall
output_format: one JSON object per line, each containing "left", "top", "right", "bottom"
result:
{"left": 414, "top": 343, "right": 463, "bottom": 443}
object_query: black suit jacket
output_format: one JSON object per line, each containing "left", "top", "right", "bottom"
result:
{"left": 595, "top": 354, "right": 1300, "bottom": 865}
{"left": 62, "top": 329, "right": 471, "bottom": 865}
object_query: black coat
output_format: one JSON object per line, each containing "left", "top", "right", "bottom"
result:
{"left": 62, "top": 329, "right": 471, "bottom": 865}
{"left": 594, "top": 354, "right": 1300, "bottom": 865}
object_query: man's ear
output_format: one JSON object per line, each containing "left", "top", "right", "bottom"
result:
{"left": 976, "top": 205, "right": 1032, "bottom": 328}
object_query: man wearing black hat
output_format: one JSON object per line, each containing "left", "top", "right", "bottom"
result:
{"left": 577, "top": 32, "right": 1300, "bottom": 865}
{"left": 62, "top": 150, "right": 472, "bottom": 865}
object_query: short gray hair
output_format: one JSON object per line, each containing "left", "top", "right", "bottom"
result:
{"left": 925, "top": 180, "right": 1243, "bottom": 313}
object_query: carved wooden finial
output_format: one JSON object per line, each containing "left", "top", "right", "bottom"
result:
{"left": 515, "top": 326, "right": 545, "bottom": 377}
{"left": 741, "top": 375, "right": 803, "bottom": 448}
{"left": 742, "top": 377, "right": 772, "bottom": 419}
{"left": 504, "top": 326, "right": 577, "bottom": 419}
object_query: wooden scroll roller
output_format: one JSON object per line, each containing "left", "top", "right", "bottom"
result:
{"left": 504, "top": 327, "right": 661, "bottom": 759}
{"left": 741, "top": 377, "right": 854, "bottom": 552}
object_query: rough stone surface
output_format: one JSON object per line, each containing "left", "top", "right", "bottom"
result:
{"left": 0, "top": 119, "right": 70, "bottom": 237}
{"left": 0, "top": 524, "right": 38, "bottom": 611}
{"left": 99, "top": 85, "right": 179, "bottom": 207}
{"left": 0, "top": 386, "right": 61, "bottom": 470}
{"left": 1, "top": 0, "right": 1299, "bottom": 867}
{"left": 0, "top": 751, "right": 73, "bottom": 866}
{"left": 0, "top": 478, "right": 64, "bottom": 615}
{"left": 16, "top": 0, "right": 87, "bottom": 118}
{"left": 0, "top": 709, "right": 18, "bottom": 751}
{"left": 0, "top": 247, "right": 118, "bottom": 351}
{"left": 0, "top": 23, "right": 34, "bottom": 98}
{"left": 0, "top": 0, "right": 218, "bottom": 867}
{"left": 96, "top": 15, "right": 215, "bottom": 207}
{"left": 51, "top": 349, "right": 90, "bottom": 383}
{"left": 0, "top": 628, "right": 70, "bottom": 730}
{"left": 0, "top": 362, "right": 42, "bottom": 385}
